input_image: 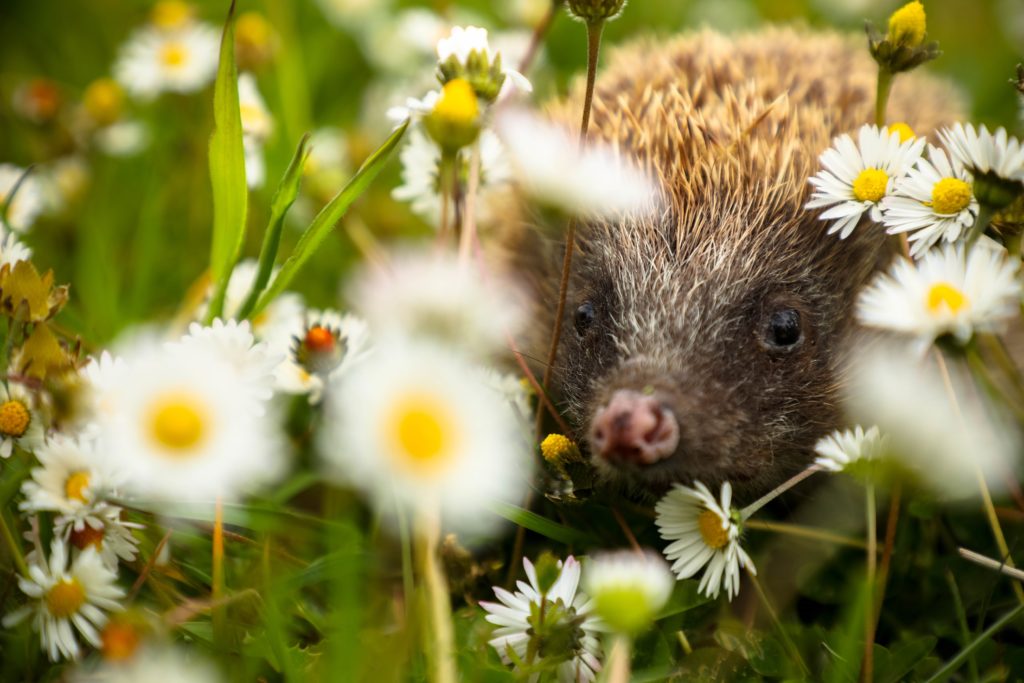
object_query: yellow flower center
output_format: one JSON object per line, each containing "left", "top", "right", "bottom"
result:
{"left": 151, "top": 0, "right": 192, "bottom": 29}
{"left": 888, "top": 0, "right": 927, "bottom": 47}
{"left": 64, "top": 471, "right": 91, "bottom": 503}
{"left": 852, "top": 168, "right": 889, "bottom": 203}
{"left": 160, "top": 42, "right": 189, "bottom": 68}
{"left": 83, "top": 78, "right": 124, "bottom": 126}
{"left": 930, "top": 177, "right": 972, "bottom": 215}
{"left": 387, "top": 393, "right": 458, "bottom": 472}
{"left": 0, "top": 399, "right": 30, "bottom": 437}
{"left": 148, "top": 394, "right": 207, "bottom": 454}
{"left": 887, "top": 122, "right": 915, "bottom": 143}
{"left": 236, "top": 12, "right": 272, "bottom": 49}
{"left": 540, "top": 433, "right": 577, "bottom": 464}
{"left": 433, "top": 79, "right": 480, "bottom": 128}
{"left": 926, "top": 282, "right": 968, "bottom": 315}
{"left": 697, "top": 509, "right": 730, "bottom": 550}
{"left": 45, "top": 578, "right": 86, "bottom": 619}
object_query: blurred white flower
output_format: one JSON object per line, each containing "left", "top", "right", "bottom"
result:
{"left": 386, "top": 90, "right": 440, "bottom": 124}
{"left": 939, "top": 123, "right": 1024, "bottom": 183}
{"left": 494, "top": 108, "right": 660, "bottom": 219}
{"left": 178, "top": 319, "right": 280, "bottom": 406}
{"left": 319, "top": 337, "right": 531, "bottom": 535}
{"left": 845, "top": 343, "right": 1020, "bottom": 499}
{"left": 349, "top": 250, "right": 522, "bottom": 358}
{"left": 305, "top": 127, "right": 349, "bottom": 176}
{"left": 39, "top": 157, "right": 90, "bottom": 214}
{"left": 0, "top": 229, "right": 32, "bottom": 267}
{"left": 0, "top": 382, "right": 45, "bottom": 460}
{"left": 480, "top": 555, "right": 603, "bottom": 682}
{"left": 94, "top": 120, "right": 149, "bottom": 157}
{"left": 364, "top": 9, "right": 449, "bottom": 74}
{"left": 813, "top": 425, "right": 888, "bottom": 473}
{"left": 436, "top": 26, "right": 532, "bottom": 97}
{"left": 315, "top": 0, "right": 393, "bottom": 29}
{"left": 806, "top": 124, "right": 926, "bottom": 238}
{"left": 392, "top": 128, "right": 512, "bottom": 227}
{"left": 881, "top": 145, "right": 979, "bottom": 256}
{"left": 655, "top": 481, "right": 754, "bottom": 601}
{"left": 0, "top": 163, "right": 44, "bottom": 233}
{"left": 239, "top": 73, "right": 272, "bottom": 189}
{"left": 91, "top": 338, "right": 285, "bottom": 505}
{"left": 71, "top": 645, "right": 222, "bottom": 683}
{"left": 3, "top": 540, "right": 123, "bottom": 662}
{"left": 114, "top": 23, "right": 219, "bottom": 100}
{"left": 274, "top": 309, "right": 370, "bottom": 403}
{"left": 856, "top": 244, "right": 1020, "bottom": 353}
{"left": 582, "top": 550, "right": 673, "bottom": 636}
{"left": 56, "top": 506, "right": 142, "bottom": 573}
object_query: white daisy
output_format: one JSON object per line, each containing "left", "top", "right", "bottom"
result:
{"left": 274, "top": 309, "right": 370, "bottom": 403}
{"left": 94, "top": 120, "right": 149, "bottom": 157}
{"left": 114, "top": 22, "right": 219, "bottom": 100}
{"left": 392, "top": 127, "right": 513, "bottom": 227}
{"left": 881, "top": 145, "right": 979, "bottom": 255}
{"left": 0, "top": 228, "right": 32, "bottom": 267}
{"left": 0, "top": 163, "right": 45, "bottom": 233}
{"left": 71, "top": 645, "right": 222, "bottom": 683}
{"left": 436, "top": 25, "right": 532, "bottom": 97}
{"left": 939, "top": 123, "right": 1024, "bottom": 183}
{"left": 315, "top": 0, "right": 393, "bottom": 29}
{"left": 20, "top": 434, "right": 115, "bottom": 521}
{"left": 349, "top": 250, "right": 522, "bottom": 358}
{"left": 0, "top": 382, "right": 45, "bottom": 459}
{"left": 581, "top": 550, "right": 674, "bottom": 636}
{"left": 319, "top": 337, "right": 531, "bottom": 535}
{"left": 178, "top": 319, "right": 280, "bottom": 406}
{"left": 806, "top": 124, "right": 926, "bottom": 238}
{"left": 655, "top": 481, "right": 755, "bottom": 601}
{"left": 239, "top": 74, "right": 272, "bottom": 189}
{"left": 813, "top": 425, "right": 888, "bottom": 473}
{"left": 90, "top": 338, "right": 286, "bottom": 505}
{"left": 856, "top": 243, "right": 1021, "bottom": 352}
{"left": 494, "top": 108, "right": 660, "bottom": 219}
{"left": 3, "top": 540, "right": 124, "bottom": 662}
{"left": 480, "top": 555, "right": 603, "bottom": 682}
{"left": 56, "top": 506, "right": 142, "bottom": 572}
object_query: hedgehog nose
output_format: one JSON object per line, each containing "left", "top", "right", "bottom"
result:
{"left": 589, "top": 390, "right": 679, "bottom": 465}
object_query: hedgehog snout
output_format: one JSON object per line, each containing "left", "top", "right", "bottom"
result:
{"left": 588, "top": 389, "right": 680, "bottom": 466}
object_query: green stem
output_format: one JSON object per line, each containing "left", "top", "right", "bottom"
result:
{"left": 945, "top": 569, "right": 981, "bottom": 683}
{"left": 749, "top": 570, "right": 809, "bottom": 676}
{"left": 604, "top": 634, "right": 632, "bottom": 683}
{"left": 863, "top": 483, "right": 877, "bottom": 683}
{"left": 533, "top": 18, "right": 604, "bottom": 442}
{"left": 744, "top": 519, "right": 868, "bottom": 550}
{"left": 875, "top": 68, "right": 893, "bottom": 127}
{"left": 740, "top": 464, "right": 822, "bottom": 521}
{"left": 965, "top": 204, "right": 996, "bottom": 251}
{"left": 0, "top": 509, "right": 28, "bottom": 577}
{"left": 924, "top": 603, "right": 1024, "bottom": 683}
{"left": 416, "top": 509, "right": 456, "bottom": 683}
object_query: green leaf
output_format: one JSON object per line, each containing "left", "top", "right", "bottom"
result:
{"left": 487, "top": 501, "right": 591, "bottom": 545}
{"left": 237, "top": 133, "right": 311, "bottom": 321}
{"left": 875, "top": 636, "right": 937, "bottom": 683}
{"left": 206, "top": 0, "right": 247, "bottom": 323}
{"left": 251, "top": 119, "right": 409, "bottom": 317}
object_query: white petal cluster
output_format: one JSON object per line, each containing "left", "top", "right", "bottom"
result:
{"left": 939, "top": 123, "right": 1024, "bottom": 182}
{"left": 114, "top": 22, "right": 219, "bottom": 100}
{"left": 0, "top": 163, "right": 45, "bottom": 233}
{"left": 813, "top": 425, "right": 888, "bottom": 473}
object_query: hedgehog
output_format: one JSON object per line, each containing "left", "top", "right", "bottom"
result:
{"left": 503, "top": 28, "right": 965, "bottom": 497}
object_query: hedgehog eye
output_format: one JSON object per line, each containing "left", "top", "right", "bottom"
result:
{"left": 763, "top": 308, "right": 803, "bottom": 350}
{"left": 574, "top": 302, "right": 596, "bottom": 336}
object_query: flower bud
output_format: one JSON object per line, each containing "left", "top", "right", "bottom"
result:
{"left": 83, "top": 78, "right": 124, "bottom": 127}
{"left": 567, "top": 0, "right": 627, "bottom": 23}
{"left": 888, "top": 1, "right": 927, "bottom": 48}
{"left": 424, "top": 79, "right": 481, "bottom": 154}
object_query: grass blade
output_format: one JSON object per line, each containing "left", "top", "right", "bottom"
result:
{"left": 251, "top": 120, "right": 409, "bottom": 317}
{"left": 488, "top": 501, "right": 591, "bottom": 545}
{"left": 205, "top": 0, "right": 247, "bottom": 323}
{"left": 236, "top": 133, "right": 311, "bottom": 320}
{"left": 924, "top": 603, "right": 1024, "bottom": 682}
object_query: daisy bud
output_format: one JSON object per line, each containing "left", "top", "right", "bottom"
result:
{"left": 101, "top": 617, "right": 143, "bottom": 662}
{"left": 235, "top": 11, "right": 277, "bottom": 72}
{"left": 293, "top": 323, "right": 347, "bottom": 376}
{"left": 583, "top": 550, "right": 673, "bottom": 636}
{"left": 435, "top": 26, "right": 532, "bottom": 102}
{"left": 83, "top": 78, "right": 124, "bottom": 127}
{"left": 533, "top": 551, "right": 565, "bottom": 596}
{"left": 887, "top": 1, "right": 927, "bottom": 48}
{"left": 540, "top": 433, "right": 581, "bottom": 466}
{"left": 887, "top": 121, "right": 915, "bottom": 142}
{"left": 0, "top": 260, "right": 69, "bottom": 323}
{"left": 150, "top": 0, "right": 194, "bottom": 31}
{"left": 567, "top": 0, "right": 627, "bottom": 24}
{"left": 424, "top": 79, "right": 481, "bottom": 154}
{"left": 12, "top": 78, "right": 61, "bottom": 124}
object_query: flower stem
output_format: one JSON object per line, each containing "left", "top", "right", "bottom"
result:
{"left": 416, "top": 508, "right": 457, "bottom": 683}
{"left": 863, "top": 482, "right": 877, "bottom": 683}
{"left": 604, "top": 634, "right": 632, "bottom": 683}
{"left": 740, "top": 464, "right": 822, "bottom": 521}
{"left": 964, "top": 204, "right": 995, "bottom": 250}
{"left": 748, "top": 570, "right": 809, "bottom": 676}
{"left": 744, "top": 519, "right": 868, "bottom": 549}
{"left": 534, "top": 18, "right": 605, "bottom": 443}
{"left": 212, "top": 496, "right": 226, "bottom": 644}
{"left": 0, "top": 509, "right": 27, "bottom": 577}
{"left": 458, "top": 141, "right": 482, "bottom": 265}
{"left": 438, "top": 152, "right": 456, "bottom": 247}
{"left": 874, "top": 68, "right": 893, "bottom": 127}
{"left": 517, "top": 0, "right": 561, "bottom": 75}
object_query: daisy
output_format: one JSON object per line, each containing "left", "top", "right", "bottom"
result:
{"left": 177, "top": 319, "right": 280, "bottom": 406}
{"left": 239, "top": 74, "right": 272, "bottom": 189}
{"left": 319, "top": 337, "right": 531, "bottom": 535}
{"left": 806, "top": 124, "right": 926, "bottom": 238}
{"left": 655, "top": 481, "right": 755, "bottom": 601}
{"left": 3, "top": 540, "right": 124, "bottom": 662}
{"left": 0, "top": 228, "right": 32, "bottom": 267}
{"left": 856, "top": 243, "right": 1021, "bottom": 352}
{"left": 581, "top": 550, "right": 673, "bottom": 636}
{"left": 494, "top": 108, "right": 660, "bottom": 219}
{"left": 90, "top": 338, "right": 285, "bottom": 505}
{"left": 94, "top": 121, "right": 149, "bottom": 157}
{"left": 71, "top": 645, "right": 222, "bottom": 683}
{"left": 20, "top": 434, "right": 114, "bottom": 521}
{"left": 114, "top": 22, "right": 219, "bottom": 100}
{"left": 348, "top": 250, "right": 522, "bottom": 358}
{"left": 0, "top": 163, "right": 44, "bottom": 233}
{"left": 939, "top": 123, "right": 1024, "bottom": 183}
{"left": 274, "top": 309, "right": 370, "bottom": 403}
{"left": 392, "top": 127, "right": 513, "bottom": 227}
{"left": 56, "top": 506, "right": 142, "bottom": 572}
{"left": 0, "top": 382, "right": 45, "bottom": 459}
{"left": 813, "top": 425, "right": 888, "bottom": 473}
{"left": 480, "top": 555, "right": 603, "bottom": 682}
{"left": 881, "top": 145, "right": 979, "bottom": 256}
{"left": 436, "top": 25, "right": 532, "bottom": 99}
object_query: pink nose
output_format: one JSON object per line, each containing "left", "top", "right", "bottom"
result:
{"left": 589, "top": 390, "right": 680, "bottom": 465}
